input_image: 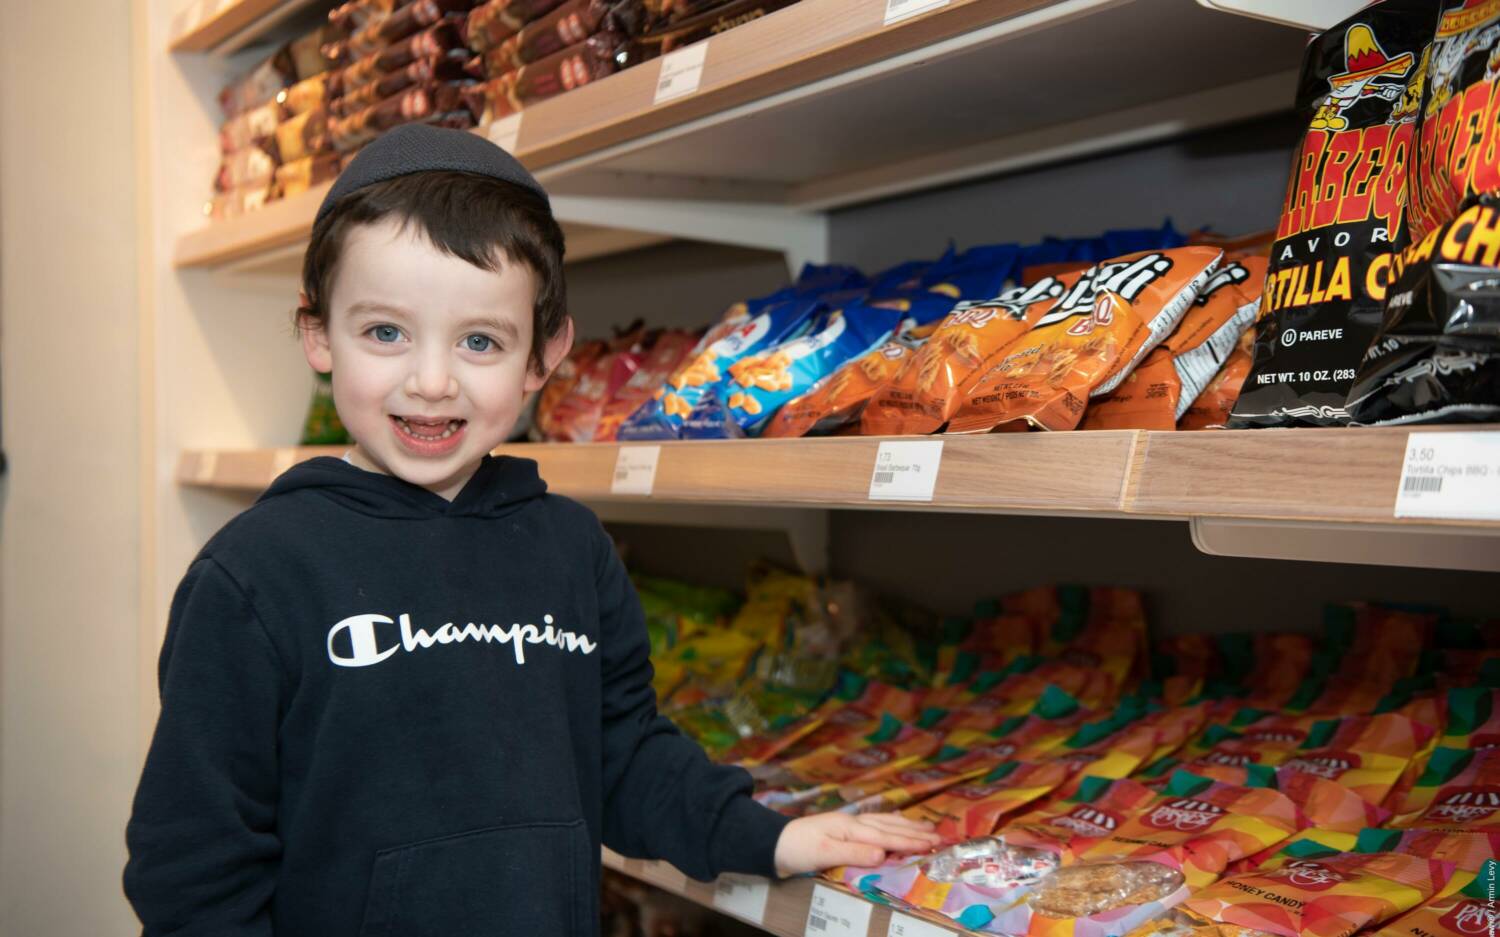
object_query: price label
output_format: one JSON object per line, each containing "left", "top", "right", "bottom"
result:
{"left": 654, "top": 42, "right": 709, "bottom": 104}
{"left": 713, "top": 873, "right": 770, "bottom": 925}
{"left": 868, "top": 440, "right": 944, "bottom": 502}
{"left": 889, "top": 913, "right": 953, "bottom": 937}
{"left": 487, "top": 113, "right": 523, "bottom": 154}
{"left": 611, "top": 445, "right": 661, "bottom": 496}
{"left": 806, "top": 884, "right": 872, "bottom": 936}
{"left": 1394, "top": 432, "right": 1500, "bottom": 520}
{"left": 884, "top": 0, "right": 949, "bottom": 25}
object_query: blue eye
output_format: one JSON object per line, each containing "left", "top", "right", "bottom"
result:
{"left": 465, "top": 334, "right": 495, "bottom": 352}
{"left": 370, "top": 325, "right": 401, "bottom": 343}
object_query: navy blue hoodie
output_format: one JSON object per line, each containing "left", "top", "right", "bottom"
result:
{"left": 124, "top": 455, "right": 790, "bottom": 936}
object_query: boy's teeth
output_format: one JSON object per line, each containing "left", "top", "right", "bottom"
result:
{"left": 397, "top": 417, "right": 463, "bottom": 440}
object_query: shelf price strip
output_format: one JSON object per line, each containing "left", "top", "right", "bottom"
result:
{"left": 1394, "top": 431, "right": 1500, "bottom": 521}
{"left": 884, "top": 0, "right": 950, "bottom": 26}
{"left": 806, "top": 883, "right": 874, "bottom": 935}
{"left": 654, "top": 42, "right": 709, "bottom": 104}
{"left": 712, "top": 873, "right": 771, "bottom": 925}
{"left": 487, "top": 113, "right": 523, "bottom": 154}
{"left": 611, "top": 445, "right": 661, "bottom": 496}
{"left": 868, "top": 440, "right": 944, "bottom": 502}
{"left": 888, "top": 912, "right": 955, "bottom": 937}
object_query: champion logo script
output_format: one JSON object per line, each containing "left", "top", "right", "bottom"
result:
{"left": 327, "top": 612, "right": 597, "bottom": 668}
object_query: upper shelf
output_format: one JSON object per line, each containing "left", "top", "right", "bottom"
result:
{"left": 170, "top": 0, "right": 325, "bottom": 53}
{"left": 173, "top": 0, "right": 1306, "bottom": 269}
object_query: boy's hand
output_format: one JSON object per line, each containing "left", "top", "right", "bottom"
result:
{"left": 772, "top": 812, "right": 943, "bottom": 878}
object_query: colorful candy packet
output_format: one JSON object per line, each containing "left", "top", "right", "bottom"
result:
{"left": 899, "top": 759, "right": 1079, "bottom": 844}
{"left": 832, "top": 744, "right": 1027, "bottom": 816}
{"left": 1441, "top": 687, "right": 1500, "bottom": 749}
{"left": 1391, "top": 747, "right": 1500, "bottom": 830}
{"left": 1354, "top": 828, "right": 1500, "bottom": 877}
{"left": 1228, "top": 826, "right": 1361, "bottom": 876}
{"left": 1274, "top": 713, "right": 1437, "bottom": 806}
{"left": 947, "top": 247, "right": 1223, "bottom": 433}
{"left": 1179, "top": 850, "right": 1454, "bottom": 937}
{"left": 753, "top": 719, "right": 943, "bottom": 814}
{"left": 861, "top": 273, "right": 1079, "bottom": 435}
{"left": 1369, "top": 859, "right": 1499, "bottom": 937}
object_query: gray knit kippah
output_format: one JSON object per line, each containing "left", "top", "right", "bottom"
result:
{"left": 315, "top": 124, "right": 549, "bottom": 226}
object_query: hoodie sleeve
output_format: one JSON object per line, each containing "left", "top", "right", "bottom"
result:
{"left": 594, "top": 531, "right": 791, "bottom": 882}
{"left": 124, "top": 557, "right": 283, "bottom": 936}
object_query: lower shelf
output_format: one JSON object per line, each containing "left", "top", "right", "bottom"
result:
{"left": 603, "top": 849, "right": 968, "bottom": 937}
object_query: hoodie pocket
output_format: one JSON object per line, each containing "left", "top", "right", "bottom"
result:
{"left": 358, "top": 819, "right": 594, "bottom": 937}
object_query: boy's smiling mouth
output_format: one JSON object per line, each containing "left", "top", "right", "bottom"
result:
{"left": 391, "top": 415, "right": 468, "bottom": 456}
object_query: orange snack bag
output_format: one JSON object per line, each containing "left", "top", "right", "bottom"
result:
{"left": 1083, "top": 255, "right": 1265, "bottom": 431}
{"left": 1391, "top": 747, "right": 1500, "bottom": 830}
{"left": 593, "top": 330, "right": 697, "bottom": 441}
{"left": 1178, "top": 329, "right": 1255, "bottom": 430}
{"left": 534, "top": 338, "right": 604, "bottom": 439}
{"left": 947, "top": 247, "right": 1223, "bottom": 433}
{"left": 1275, "top": 713, "right": 1435, "bottom": 806}
{"left": 1372, "top": 859, "right": 1499, "bottom": 937}
{"left": 734, "top": 681, "right": 919, "bottom": 767}
{"left": 1181, "top": 851, "right": 1454, "bottom": 937}
{"left": 763, "top": 335, "right": 923, "bottom": 438}
{"left": 861, "top": 276, "right": 1076, "bottom": 436}
{"left": 836, "top": 744, "right": 1024, "bottom": 815}
{"left": 755, "top": 722, "right": 943, "bottom": 813}
{"left": 1000, "top": 775, "right": 1161, "bottom": 859}
{"left": 901, "top": 758, "right": 1076, "bottom": 843}
{"left": 544, "top": 325, "right": 645, "bottom": 442}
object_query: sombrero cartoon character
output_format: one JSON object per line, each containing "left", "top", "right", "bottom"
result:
{"left": 1426, "top": 0, "right": 1500, "bottom": 117}
{"left": 1312, "top": 23, "right": 1413, "bottom": 130}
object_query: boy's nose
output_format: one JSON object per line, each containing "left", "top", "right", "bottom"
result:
{"left": 406, "top": 355, "right": 459, "bottom": 401}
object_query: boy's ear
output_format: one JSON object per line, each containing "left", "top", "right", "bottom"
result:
{"left": 525, "top": 317, "right": 575, "bottom": 392}
{"left": 300, "top": 310, "right": 333, "bottom": 374}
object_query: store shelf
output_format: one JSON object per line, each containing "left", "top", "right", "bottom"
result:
{"left": 603, "top": 849, "right": 966, "bottom": 936}
{"left": 169, "top": 0, "right": 324, "bottom": 53}
{"left": 175, "top": 426, "right": 1500, "bottom": 534}
{"left": 1195, "top": 0, "right": 1364, "bottom": 32}
{"left": 172, "top": 0, "right": 1305, "bottom": 270}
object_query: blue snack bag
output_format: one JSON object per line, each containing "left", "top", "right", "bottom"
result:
{"left": 921, "top": 243, "right": 1021, "bottom": 300}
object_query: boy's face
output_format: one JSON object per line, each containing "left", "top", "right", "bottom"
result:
{"left": 302, "top": 217, "right": 572, "bottom": 500}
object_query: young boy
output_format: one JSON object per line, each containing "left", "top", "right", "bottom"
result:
{"left": 124, "top": 125, "right": 937, "bottom": 936}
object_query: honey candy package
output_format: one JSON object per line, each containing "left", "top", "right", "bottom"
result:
{"left": 1230, "top": 0, "right": 1432, "bottom": 426}
{"left": 1370, "top": 859, "right": 1499, "bottom": 937}
{"left": 1391, "top": 746, "right": 1500, "bottom": 829}
{"left": 947, "top": 247, "right": 1223, "bottom": 433}
{"left": 1083, "top": 255, "right": 1265, "bottom": 431}
{"left": 752, "top": 719, "right": 942, "bottom": 816}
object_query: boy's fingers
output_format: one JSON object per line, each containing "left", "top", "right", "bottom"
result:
{"left": 840, "top": 824, "right": 940, "bottom": 854}
{"left": 818, "top": 838, "right": 887, "bottom": 869}
{"left": 856, "top": 814, "right": 942, "bottom": 841}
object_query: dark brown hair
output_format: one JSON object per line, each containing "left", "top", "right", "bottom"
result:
{"left": 298, "top": 170, "right": 567, "bottom": 373}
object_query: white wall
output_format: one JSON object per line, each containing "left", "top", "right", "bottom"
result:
{"left": 0, "top": 0, "right": 144, "bottom": 932}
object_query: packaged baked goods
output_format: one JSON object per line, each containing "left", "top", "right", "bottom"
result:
{"left": 220, "top": 46, "right": 296, "bottom": 118}
{"left": 470, "top": 0, "right": 617, "bottom": 74}
{"left": 275, "top": 153, "right": 342, "bottom": 198}
{"left": 466, "top": 0, "right": 572, "bottom": 51}
{"left": 216, "top": 145, "right": 277, "bottom": 192}
{"left": 1407, "top": 1, "right": 1500, "bottom": 239}
{"left": 861, "top": 275, "right": 1076, "bottom": 435}
{"left": 1180, "top": 850, "right": 1454, "bottom": 937}
{"left": 593, "top": 330, "right": 697, "bottom": 442}
{"left": 511, "top": 29, "right": 625, "bottom": 108}
{"left": 330, "top": 54, "right": 471, "bottom": 118}
{"left": 1346, "top": 192, "right": 1500, "bottom": 425}
{"left": 275, "top": 108, "right": 330, "bottom": 163}
{"left": 947, "top": 247, "right": 1223, "bottom": 433}
{"left": 686, "top": 299, "right": 909, "bottom": 437}
{"left": 221, "top": 100, "right": 283, "bottom": 154}
{"left": 1083, "top": 255, "right": 1265, "bottom": 431}
{"left": 340, "top": 0, "right": 470, "bottom": 59}
{"left": 1230, "top": 1, "right": 1432, "bottom": 426}
{"left": 620, "top": 0, "right": 805, "bottom": 61}
{"left": 328, "top": 81, "right": 475, "bottom": 151}
{"left": 331, "top": 21, "right": 467, "bottom": 96}
{"left": 1369, "top": 859, "right": 1499, "bottom": 937}
{"left": 279, "top": 74, "right": 329, "bottom": 117}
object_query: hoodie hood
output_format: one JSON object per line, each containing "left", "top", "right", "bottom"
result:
{"left": 259, "top": 454, "right": 548, "bottom": 519}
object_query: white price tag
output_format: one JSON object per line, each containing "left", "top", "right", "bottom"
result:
{"left": 884, "top": 0, "right": 949, "bottom": 26}
{"left": 713, "top": 873, "right": 770, "bottom": 925}
{"left": 806, "top": 884, "right": 873, "bottom": 936}
{"left": 1394, "top": 432, "right": 1500, "bottom": 520}
{"left": 611, "top": 445, "right": 661, "bottom": 496}
{"left": 654, "top": 42, "right": 709, "bottom": 104}
{"left": 868, "top": 440, "right": 944, "bottom": 502}
{"left": 889, "top": 913, "right": 953, "bottom": 937}
{"left": 487, "top": 113, "right": 523, "bottom": 154}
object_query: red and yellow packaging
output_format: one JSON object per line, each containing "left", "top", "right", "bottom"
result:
{"left": 946, "top": 247, "right": 1223, "bottom": 433}
{"left": 755, "top": 722, "right": 944, "bottom": 814}
{"left": 593, "top": 330, "right": 697, "bottom": 441}
{"left": 1177, "top": 328, "right": 1255, "bottom": 430}
{"left": 534, "top": 339, "right": 604, "bottom": 439}
{"left": 734, "top": 681, "right": 919, "bottom": 767}
{"left": 1369, "top": 860, "right": 1499, "bottom": 937}
{"left": 1082, "top": 255, "right": 1265, "bottom": 431}
{"left": 901, "top": 759, "right": 1076, "bottom": 843}
{"left": 763, "top": 335, "right": 921, "bottom": 438}
{"left": 861, "top": 276, "right": 1075, "bottom": 435}
{"left": 1276, "top": 770, "right": 1394, "bottom": 833}
{"left": 1392, "top": 747, "right": 1500, "bottom": 830}
{"left": 837, "top": 745, "right": 1023, "bottom": 815}
{"left": 543, "top": 325, "right": 646, "bottom": 442}
{"left": 1276, "top": 713, "right": 1437, "bottom": 806}
{"left": 1001, "top": 776, "right": 1163, "bottom": 859}
{"left": 1181, "top": 851, "right": 1454, "bottom": 937}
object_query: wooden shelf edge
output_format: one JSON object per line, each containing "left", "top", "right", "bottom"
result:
{"left": 603, "top": 849, "right": 969, "bottom": 937}
{"left": 169, "top": 0, "right": 318, "bottom": 53}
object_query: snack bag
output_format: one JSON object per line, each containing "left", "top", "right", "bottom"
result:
{"left": 1074, "top": 771, "right": 1300, "bottom": 888}
{"left": 1177, "top": 328, "right": 1256, "bottom": 430}
{"left": 1275, "top": 713, "right": 1437, "bottom": 806}
{"left": 1347, "top": 193, "right": 1500, "bottom": 425}
{"left": 692, "top": 299, "right": 908, "bottom": 437}
{"left": 899, "top": 759, "right": 1077, "bottom": 844}
{"left": 1441, "top": 686, "right": 1500, "bottom": 748}
{"left": 832, "top": 744, "right": 1026, "bottom": 816}
{"left": 543, "top": 326, "right": 645, "bottom": 442}
{"left": 948, "top": 247, "right": 1223, "bottom": 433}
{"left": 920, "top": 243, "right": 1023, "bottom": 301}
{"left": 736, "top": 682, "right": 920, "bottom": 768}
{"left": 861, "top": 275, "right": 1076, "bottom": 435}
{"left": 1084, "top": 255, "right": 1266, "bottom": 430}
{"left": 754, "top": 721, "right": 942, "bottom": 815}
{"left": 593, "top": 330, "right": 696, "bottom": 442}
{"left": 1354, "top": 828, "right": 1500, "bottom": 875}
{"left": 1181, "top": 850, "right": 1454, "bottom": 937}
{"left": 1231, "top": 826, "right": 1361, "bottom": 876}
{"left": 1391, "top": 747, "right": 1500, "bottom": 829}
{"left": 1275, "top": 769, "right": 1394, "bottom": 833}
{"left": 1370, "top": 859, "right": 1499, "bottom": 937}
{"left": 1230, "top": 1, "right": 1432, "bottom": 426}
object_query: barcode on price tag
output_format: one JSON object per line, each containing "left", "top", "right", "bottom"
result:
{"left": 806, "top": 884, "right": 872, "bottom": 936}
{"left": 611, "top": 445, "right": 661, "bottom": 496}
{"left": 1394, "top": 431, "right": 1500, "bottom": 520}
{"left": 868, "top": 440, "right": 943, "bottom": 501}
{"left": 487, "top": 113, "right": 523, "bottom": 153}
{"left": 884, "top": 0, "right": 949, "bottom": 25}
{"left": 889, "top": 912, "right": 954, "bottom": 937}
{"left": 713, "top": 874, "right": 770, "bottom": 925}
{"left": 654, "top": 42, "right": 709, "bottom": 104}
